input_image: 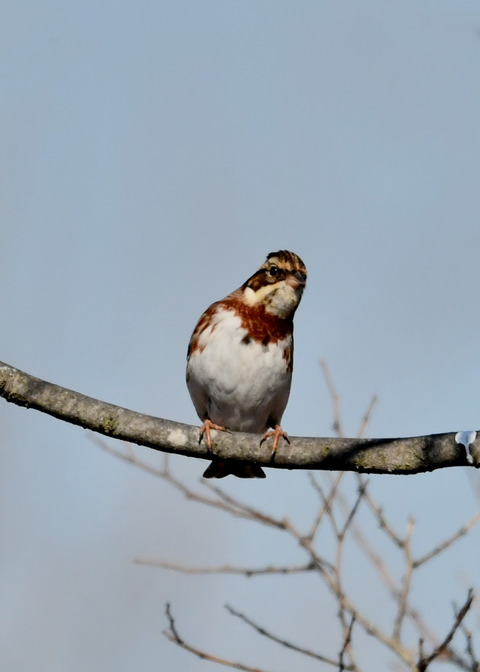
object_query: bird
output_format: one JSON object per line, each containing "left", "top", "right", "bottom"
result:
{"left": 186, "top": 250, "right": 307, "bottom": 479}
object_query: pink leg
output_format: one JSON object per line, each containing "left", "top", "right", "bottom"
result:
{"left": 199, "top": 418, "right": 227, "bottom": 450}
{"left": 261, "top": 424, "right": 290, "bottom": 454}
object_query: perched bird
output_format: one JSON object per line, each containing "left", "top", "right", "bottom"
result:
{"left": 186, "top": 250, "right": 307, "bottom": 478}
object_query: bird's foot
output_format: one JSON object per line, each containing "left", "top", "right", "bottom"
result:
{"left": 261, "top": 424, "right": 290, "bottom": 456}
{"left": 198, "top": 419, "right": 227, "bottom": 450}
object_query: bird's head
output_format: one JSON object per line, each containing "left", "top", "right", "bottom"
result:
{"left": 243, "top": 250, "right": 307, "bottom": 318}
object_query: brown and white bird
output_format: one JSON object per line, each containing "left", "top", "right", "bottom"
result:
{"left": 186, "top": 250, "right": 307, "bottom": 478}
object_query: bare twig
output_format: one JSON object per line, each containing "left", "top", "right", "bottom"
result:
{"left": 136, "top": 559, "right": 315, "bottom": 576}
{"left": 320, "top": 360, "right": 377, "bottom": 442}
{"left": 320, "top": 359, "right": 345, "bottom": 437}
{"left": 333, "top": 482, "right": 367, "bottom": 666}
{"left": 333, "top": 482, "right": 439, "bottom": 645}
{"left": 416, "top": 589, "right": 474, "bottom": 670}
{"left": 462, "top": 624, "right": 480, "bottom": 669}
{"left": 306, "top": 472, "right": 345, "bottom": 540}
{"left": 225, "top": 604, "right": 351, "bottom": 669}
{"left": 393, "top": 517, "right": 415, "bottom": 641}
{"left": 164, "top": 603, "right": 269, "bottom": 672}
{"left": 202, "top": 482, "right": 287, "bottom": 529}
{"left": 413, "top": 511, "right": 480, "bottom": 568}
{"left": 281, "top": 517, "right": 416, "bottom": 666}
{"left": 91, "top": 436, "right": 262, "bottom": 521}
{"left": 338, "top": 614, "right": 356, "bottom": 671}
{"left": 360, "top": 485, "right": 405, "bottom": 549}
{"left": 357, "top": 395, "right": 378, "bottom": 439}
{"left": 338, "top": 481, "right": 367, "bottom": 542}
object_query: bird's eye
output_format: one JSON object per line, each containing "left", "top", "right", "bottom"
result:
{"left": 269, "top": 265, "right": 279, "bottom": 277}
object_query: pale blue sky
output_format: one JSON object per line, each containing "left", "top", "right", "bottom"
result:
{"left": 2, "top": 2, "right": 480, "bottom": 670}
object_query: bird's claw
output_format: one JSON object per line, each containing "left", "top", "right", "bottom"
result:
{"left": 199, "top": 419, "right": 227, "bottom": 450}
{"left": 261, "top": 425, "right": 290, "bottom": 456}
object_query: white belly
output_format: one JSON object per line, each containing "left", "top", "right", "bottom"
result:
{"left": 187, "top": 308, "right": 292, "bottom": 432}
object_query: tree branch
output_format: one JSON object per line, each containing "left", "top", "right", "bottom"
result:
{"left": 1, "top": 360, "right": 478, "bottom": 474}
{"left": 163, "top": 603, "right": 268, "bottom": 672}
{"left": 416, "top": 589, "right": 474, "bottom": 670}
{"left": 225, "top": 604, "right": 349, "bottom": 669}
{"left": 135, "top": 559, "right": 314, "bottom": 576}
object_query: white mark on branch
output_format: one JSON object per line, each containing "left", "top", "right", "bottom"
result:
{"left": 168, "top": 428, "right": 188, "bottom": 448}
{"left": 455, "top": 431, "right": 477, "bottom": 464}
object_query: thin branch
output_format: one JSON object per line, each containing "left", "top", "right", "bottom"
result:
{"left": 320, "top": 361, "right": 377, "bottom": 441}
{"left": 0, "top": 359, "right": 476, "bottom": 475}
{"left": 136, "top": 559, "right": 315, "bottom": 576}
{"left": 164, "top": 603, "right": 269, "bottom": 672}
{"left": 333, "top": 483, "right": 367, "bottom": 666}
{"left": 333, "top": 482, "right": 439, "bottom": 645}
{"left": 281, "top": 517, "right": 416, "bottom": 667}
{"left": 393, "top": 517, "right": 415, "bottom": 641}
{"left": 338, "top": 481, "right": 367, "bottom": 542}
{"left": 320, "top": 359, "right": 345, "bottom": 437}
{"left": 202, "top": 482, "right": 287, "bottom": 528}
{"left": 357, "top": 395, "right": 378, "bottom": 439}
{"left": 225, "top": 604, "right": 351, "bottom": 669}
{"left": 360, "top": 485, "right": 406, "bottom": 549}
{"left": 306, "top": 472, "right": 345, "bottom": 540}
{"left": 413, "top": 511, "right": 480, "bottom": 568}
{"left": 416, "top": 589, "right": 474, "bottom": 670}
{"left": 462, "top": 624, "right": 480, "bottom": 669}
{"left": 338, "top": 614, "right": 356, "bottom": 671}
{"left": 91, "top": 436, "right": 261, "bottom": 521}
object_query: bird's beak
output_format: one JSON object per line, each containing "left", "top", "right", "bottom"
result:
{"left": 286, "top": 271, "right": 307, "bottom": 290}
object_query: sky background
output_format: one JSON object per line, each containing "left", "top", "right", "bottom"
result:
{"left": 2, "top": 2, "right": 480, "bottom": 670}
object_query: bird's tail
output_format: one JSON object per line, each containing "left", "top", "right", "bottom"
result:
{"left": 203, "top": 459, "right": 266, "bottom": 479}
